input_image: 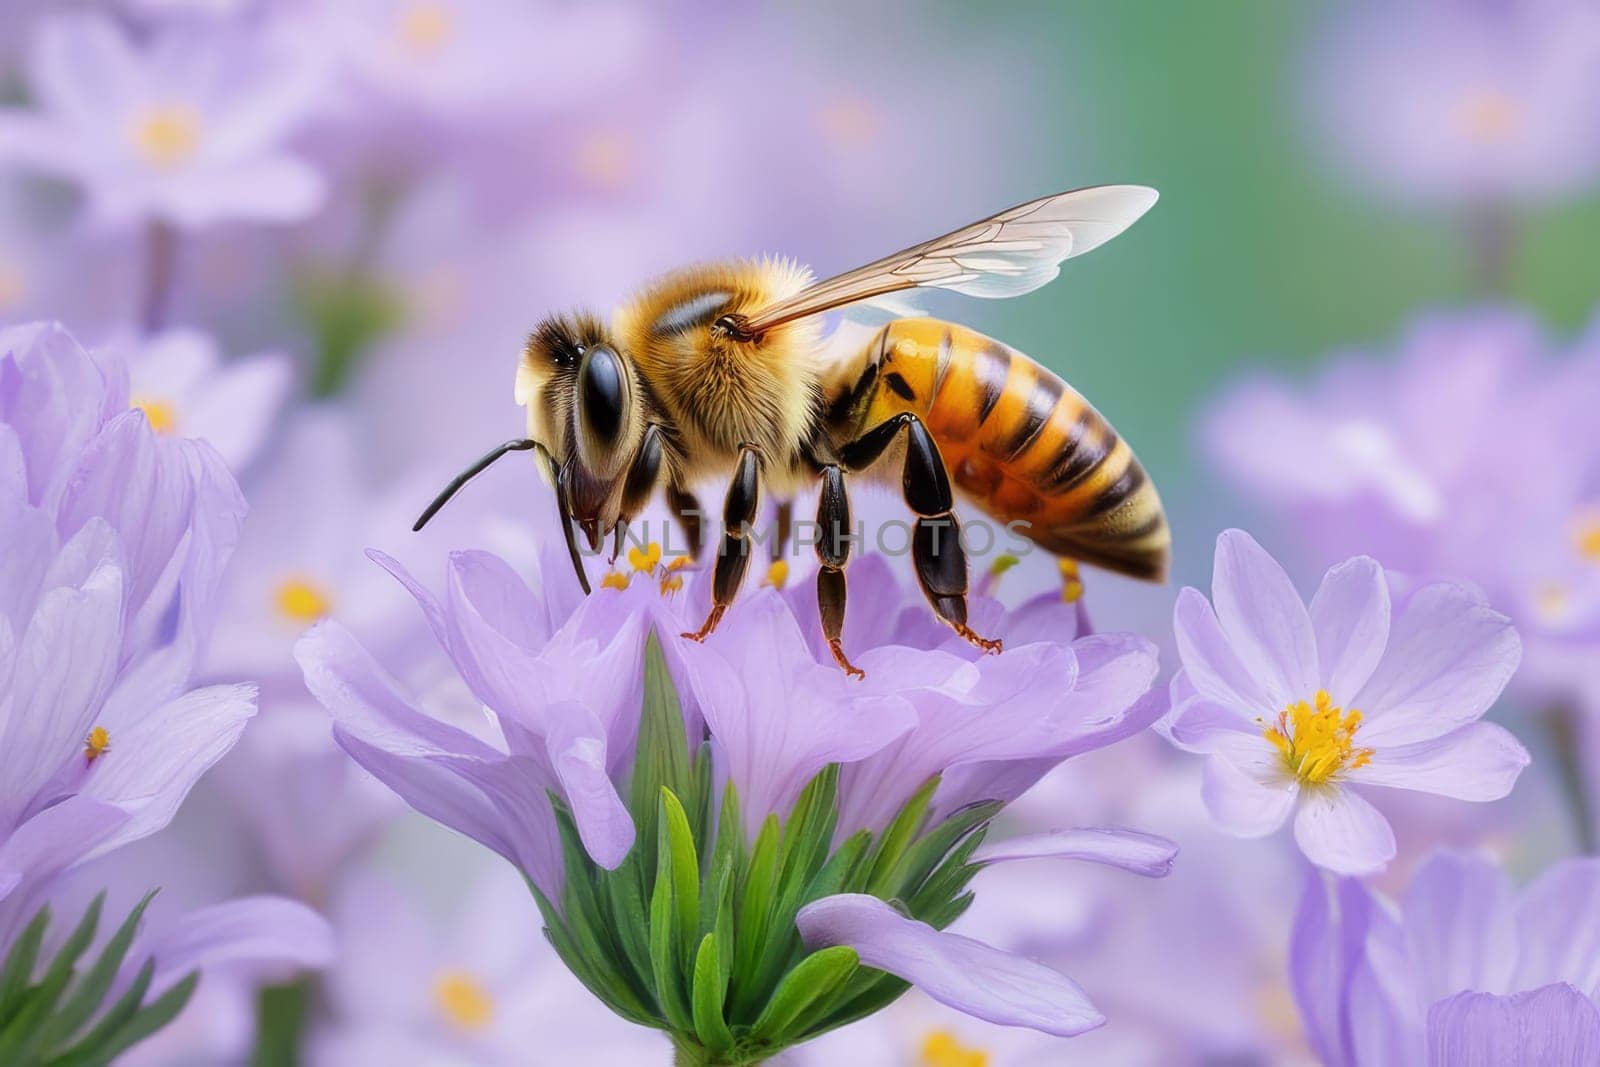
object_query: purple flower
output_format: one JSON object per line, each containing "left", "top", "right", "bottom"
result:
{"left": 1161, "top": 529, "right": 1527, "bottom": 874}
{"left": 0, "top": 13, "right": 327, "bottom": 228}
{"left": 1292, "top": 849, "right": 1600, "bottom": 1065}
{"left": 1303, "top": 0, "right": 1600, "bottom": 205}
{"left": 297, "top": 541, "right": 1171, "bottom": 1048}
{"left": 0, "top": 321, "right": 257, "bottom": 935}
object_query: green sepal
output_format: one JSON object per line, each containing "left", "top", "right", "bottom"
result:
{"left": 748, "top": 946, "right": 860, "bottom": 1043}
{"left": 0, "top": 905, "right": 51, "bottom": 1029}
{"left": 49, "top": 971, "right": 200, "bottom": 1067}
{"left": 649, "top": 798, "right": 693, "bottom": 1031}
{"left": 632, "top": 633, "right": 696, "bottom": 859}
{"left": 690, "top": 934, "right": 734, "bottom": 1054}
{"left": 860, "top": 775, "right": 937, "bottom": 897}
{"left": 38, "top": 891, "right": 151, "bottom": 1052}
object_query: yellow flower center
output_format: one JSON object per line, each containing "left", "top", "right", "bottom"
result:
{"left": 433, "top": 969, "right": 493, "bottom": 1032}
{"left": 764, "top": 559, "right": 790, "bottom": 589}
{"left": 130, "top": 103, "right": 203, "bottom": 168}
{"left": 920, "top": 1029, "right": 989, "bottom": 1067}
{"left": 1574, "top": 510, "right": 1600, "bottom": 563}
{"left": 1260, "top": 689, "right": 1373, "bottom": 785}
{"left": 0, "top": 261, "right": 25, "bottom": 310}
{"left": 397, "top": 3, "right": 454, "bottom": 56}
{"left": 274, "top": 576, "right": 332, "bottom": 623}
{"left": 130, "top": 394, "right": 178, "bottom": 435}
{"left": 1535, "top": 581, "right": 1571, "bottom": 623}
{"left": 1454, "top": 88, "right": 1519, "bottom": 144}
{"left": 600, "top": 571, "right": 631, "bottom": 591}
{"left": 83, "top": 725, "right": 111, "bottom": 762}
{"left": 1058, "top": 558, "right": 1084, "bottom": 603}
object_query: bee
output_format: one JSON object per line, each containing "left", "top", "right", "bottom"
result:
{"left": 415, "top": 186, "right": 1169, "bottom": 676}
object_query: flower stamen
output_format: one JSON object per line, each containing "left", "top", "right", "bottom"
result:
{"left": 130, "top": 394, "right": 178, "bottom": 435}
{"left": 83, "top": 725, "right": 111, "bottom": 763}
{"left": 130, "top": 104, "right": 202, "bottom": 168}
{"left": 1260, "top": 689, "right": 1373, "bottom": 784}
{"left": 433, "top": 969, "right": 492, "bottom": 1031}
{"left": 274, "top": 575, "right": 332, "bottom": 623}
{"left": 920, "top": 1028, "right": 989, "bottom": 1067}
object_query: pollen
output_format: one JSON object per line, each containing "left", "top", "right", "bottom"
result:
{"left": 83, "top": 725, "right": 111, "bottom": 763}
{"left": 130, "top": 395, "right": 178, "bottom": 435}
{"left": 627, "top": 542, "right": 663, "bottom": 573}
{"left": 1454, "top": 88, "right": 1519, "bottom": 143}
{"left": 1058, "top": 558, "right": 1084, "bottom": 603}
{"left": 433, "top": 969, "right": 493, "bottom": 1032}
{"left": 601, "top": 571, "right": 631, "bottom": 591}
{"left": 274, "top": 575, "right": 332, "bottom": 623}
{"left": 764, "top": 560, "right": 790, "bottom": 589}
{"left": 397, "top": 2, "right": 454, "bottom": 55}
{"left": 130, "top": 103, "right": 202, "bottom": 168}
{"left": 920, "top": 1029, "right": 989, "bottom": 1067}
{"left": 1260, "top": 690, "right": 1374, "bottom": 785}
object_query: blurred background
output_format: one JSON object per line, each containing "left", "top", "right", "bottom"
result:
{"left": 3, "top": 1, "right": 1599, "bottom": 1064}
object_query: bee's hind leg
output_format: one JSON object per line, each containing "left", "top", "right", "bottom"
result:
{"left": 682, "top": 444, "right": 761, "bottom": 643}
{"left": 814, "top": 464, "right": 863, "bottom": 678}
{"left": 839, "top": 413, "right": 1001, "bottom": 656}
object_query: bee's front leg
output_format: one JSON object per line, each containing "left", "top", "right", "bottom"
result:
{"left": 682, "top": 444, "right": 761, "bottom": 642}
{"left": 813, "top": 464, "right": 863, "bottom": 678}
{"left": 609, "top": 425, "right": 663, "bottom": 563}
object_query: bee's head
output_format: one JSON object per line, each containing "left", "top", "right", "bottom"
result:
{"left": 516, "top": 312, "right": 642, "bottom": 483}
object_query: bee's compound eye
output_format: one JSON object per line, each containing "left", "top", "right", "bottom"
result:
{"left": 578, "top": 344, "right": 627, "bottom": 444}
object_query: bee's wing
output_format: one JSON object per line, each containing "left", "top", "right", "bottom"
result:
{"left": 738, "top": 185, "right": 1157, "bottom": 335}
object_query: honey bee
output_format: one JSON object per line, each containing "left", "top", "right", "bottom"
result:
{"left": 416, "top": 186, "right": 1169, "bottom": 676}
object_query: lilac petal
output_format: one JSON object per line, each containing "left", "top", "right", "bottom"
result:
{"left": 28, "top": 14, "right": 141, "bottom": 125}
{"left": 1401, "top": 851, "right": 1517, "bottom": 1005}
{"left": 682, "top": 591, "right": 915, "bottom": 832}
{"left": 1426, "top": 983, "right": 1600, "bottom": 1067}
{"left": 1211, "top": 529, "right": 1319, "bottom": 706}
{"left": 796, "top": 894, "right": 1104, "bottom": 1037}
{"left": 544, "top": 701, "right": 634, "bottom": 869}
{"left": 0, "top": 551, "right": 124, "bottom": 827}
{"left": 1293, "top": 787, "right": 1396, "bottom": 875}
{"left": 0, "top": 323, "right": 111, "bottom": 511}
{"left": 1161, "top": 669, "right": 1258, "bottom": 752}
{"left": 296, "top": 623, "right": 564, "bottom": 898}
{"left": 1513, "top": 859, "right": 1600, "bottom": 994}
{"left": 975, "top": 828, "right": 1177, "bottom": 877}
{"left": 130, "top": 896, "right": 335, "bottom": 997}
{"left": 0, "top": 797, "right": 129, "bottom": 896}
{"left": 1173, "top": 586, "right": 1275, "bottom": 713}
{"left": 80, "top": 684, "right": 256, "bottom": 857}
{"left": 1354, "top": 582, "right": 1521, "bottom": 747}
{"left": 1201, "top": 751, "right": 1297, "bottom": 837}
{"left": 1348, "top": 723, "right": 1529, "bottom": 801}
{"left": 1290, "top": 870, "right": 1381, "bottom": 1067}
{"left": 1309, "top": 556, "right": 1390, "bottom": 703}
{"left": 184, "top": 353, "right": 292, "bottom": 470}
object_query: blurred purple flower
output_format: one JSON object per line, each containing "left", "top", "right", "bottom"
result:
{"left": 1161, "top": 529, "right": 1527, "bottom": 874}
{"left": 1293, "top": 849, "right": 1600, "bottom": 1065}
{"left": 115, "top": 327, "right": 292, "bottom": 472}
{"left": 0, "top": 12, "right": 327, "bottom": 228}
{"left": 1304, "top": 0, "right": 1600, "bottom": 205}
{"left": 311, "top": 864, "right": 663, "bottom": 1065}
{"left": 1205, "top": 307, "right": 1600, "bottom": 712}
{"left": 0, "top": 321, "right": 256, "bottom": 936}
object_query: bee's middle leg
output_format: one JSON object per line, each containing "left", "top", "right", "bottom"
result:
{"left": 840, "top": 413, "right": 1001, "bottom": 655}
{"left": 666, "top": 481, "right": 704, "bottom": 561}
{"left": 814, "top": 464, "right": 863, "bottom": 678}
{"left": 682, "top": 444, "right": 761, "bottom": 642}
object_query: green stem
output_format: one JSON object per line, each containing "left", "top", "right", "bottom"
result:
{"left": 1543, "top": 704, "right": 1596, "bottom": 854}
{"left": 250, "top": 976, "right": 315, "bottom": 1067}
{"left": 670, "top": 1035, "right": 764, "bottom": 1067}
{"left": 139, "top": 220, "right": 178, "bottom": 335}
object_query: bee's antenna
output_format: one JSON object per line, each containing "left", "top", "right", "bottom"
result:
{"left": 413, "top": 438, "right": 540, "bottom": 532}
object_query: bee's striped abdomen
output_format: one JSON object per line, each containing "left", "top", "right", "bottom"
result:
{"left": 847, "top": 317, "right": 1169, "bottom": 581}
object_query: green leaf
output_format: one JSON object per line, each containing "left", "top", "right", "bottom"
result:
{"left": 748, "top": 946, "right": 860, "bottom": 1043}
{"left": 649, "top": 802, "right": 692, "bottom": 1031}
{"left": 860, "top": 776, "right": 937, "bottom": 897}
{"left": 659, "top": 788, "right": 701, "bottom": 976}
{"left": 631, "top": 632, "right": 696, "bottom": 866}
{"left": 731, "top": 812, "right": 781, "bottom": 1003}
{"left": 50, "top": 957, "right": 155, "bottom": 1065}
{"left": 690, "top": 935, "right": 734, "bottom": 1055}
{"left": 602, "top": 852, "right": 655, "bottom": 996}
{"left": 888, "top": 800, "right": 1001, "bottom": 899}
{"left": 38, "top": 891, "right": 151, "bottom": 1052}
{"left": 0, "top": 905, "right": 51, "bottom": 1028}
{"left": 48, "top": 971, "right": 200, "bottom": 1067}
